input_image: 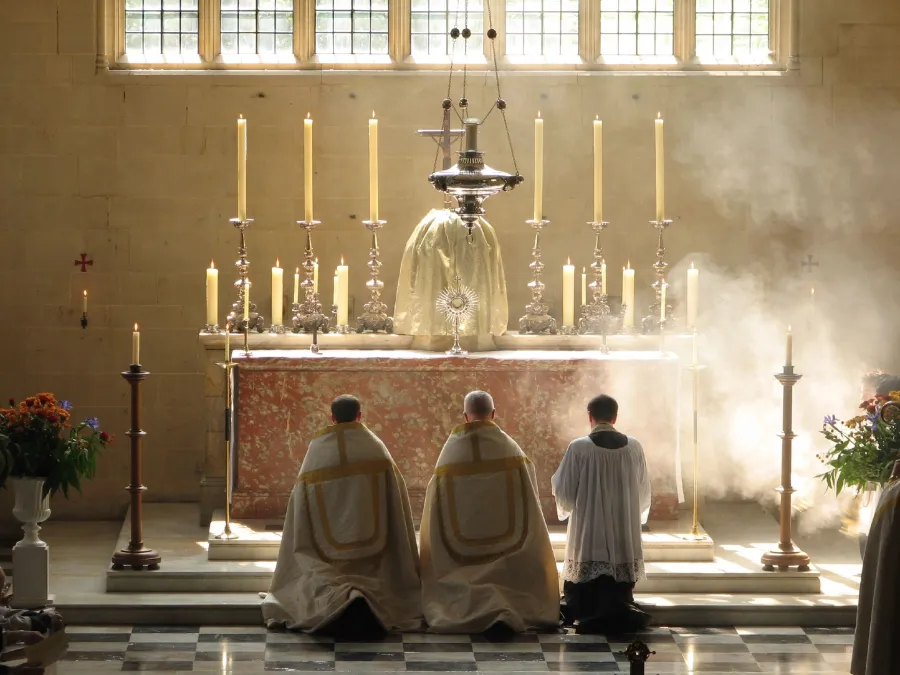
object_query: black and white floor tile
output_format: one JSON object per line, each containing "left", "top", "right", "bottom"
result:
{"left": 57, "top": 625, "right": 855, "bottom": 674}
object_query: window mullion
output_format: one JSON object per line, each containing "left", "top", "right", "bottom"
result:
{"left": 580, "top": 0, "right": 598, "bottom": 63}
{"left": 390, "top": 0, "right": 411, "bottom": 62}
{"left": 675, "top": 0, "right": 695, "bottom": 63}
{"left": 295, "top": 0, "right": 313, "bottom": 60}
{"left": 199, "top": 0, "right": 218, "bottom": 62}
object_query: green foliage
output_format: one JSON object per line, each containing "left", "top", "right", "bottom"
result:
{"left": 818, "top": 397, "right": 900, "bottom": 495}
{"left": 0, "top": 394, "right": 112, "bottom": 499}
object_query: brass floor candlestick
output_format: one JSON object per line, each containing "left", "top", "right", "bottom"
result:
{"left": 357, "top": 219, "right": 393, "bottom": 333}
{"left": 227, "top": 218, "right": 265, "bottom": 334}
{"left": 761, "top": 362, "right": 811, "bottom": 572}
{"left": 681, "top": 330, "right": 709, "bottom": 541}
{"left": 641, "top": 219, "right": 674, "bottom": 333}
{"left": 519, "top": 219, "right": 558, "bottom": 335}
{"left": 292, "top": 220, "right": 331, "bottom": 333}
{"left": 579, "top": 220, "right": 613, "bottom": 344}
{"left": 111, "top": 365, "right": 161, "bottom": 571}
{"left": 216, "top": 329, "right": 238, "bottom": 540}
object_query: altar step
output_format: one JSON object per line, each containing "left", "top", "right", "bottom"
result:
{"left": 205, "top": 511, "right": 717, "bottom": 564}
{"left": 105, "top": 509, "right": 820, "bottom": 596}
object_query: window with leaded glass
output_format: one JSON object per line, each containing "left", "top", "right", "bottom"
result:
{"left": 124, "top": 0, "right": 199, "bottom": 55}
{"left": 221, "top": 0, "right": 294, "bottom": 55}
{"left": 599, "top": 0, "right": 674, "bottom": 56}
{"left": 410, "top": 0, "right": 484, "bottom": 57}
{"left": 695, "top": 0, "right": 768, "bottom": 57}
{"left": 505, "top": 0, "right": 579, "bottom": 57}
{"left": 315, "top": 0, "right": 390, "bottom": 55}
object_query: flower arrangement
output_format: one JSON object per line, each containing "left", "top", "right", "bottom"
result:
{"left": 0, "top": 393, "right": 112, "bottom": 498}
{"left": 819, "top": 392, "right": 900, "bottom": 495}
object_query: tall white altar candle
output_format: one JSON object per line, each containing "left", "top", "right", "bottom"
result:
{"left": 271, "top": 259, "right": 283, "bottom": 326}
{"left": 206, "top": 260, "right": 218, "bottom": 326}
{"left": 82, "top": 289, "right": 88, "bottom": 314}
{"left": 601, "top": 262, "right": 607, "bottom": 295}
{"left": 692, "top": 327, "right": 698, "bottom": 367}
{"left": 132, "top": 323, "right": 140, "bottom": 365}
{"left": 304, "top": 113, "right": 314, "bottom": 223}
{"left": 332, "top": 274, "right": 339, "bottom": 309}
{"left": 337, "top": 258, "right": 349, "bottom": 326}
{"left": 563, "top": 258, "right": 575, "bottom": 327}
{"left": 533, "top": 113, "right": 543, "bottom": 223}
{"left": 237, "top": 116, "right": 247, "bottom": 221}
{"left": 785, "top": 326, "right": 793, "bottom": 367}
{"left": 314, "top": 258, "right": 319, "bottom": 294}
{"left": 623, "top": 263, "right": 635, "bottom": 328}
{"left": 655, "top": 113, "right": 665, "bottom": 222}
{"left": 687, "top": 262, "right": 699, "bottom": 328}
{"left": 243, "top": 282, "right": 250, "bottom": 321}
{"left": 293, "top": 267, "right": 300, "bottom": 304}
{"left": 660, "top": 282, "right": 667, "bottom": 322}
{"left": 581, "top": 267, "right": 587, "bottom": 306}
{"left": 369, "top": 112, "right": 379, "bottom": 223}
{"left": 593, "top": 117, "right": 603, "bottom": 224}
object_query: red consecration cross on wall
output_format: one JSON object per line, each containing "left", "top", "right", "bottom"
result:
{"left": 74, "top": 253, "right": 93, "bottom": 272}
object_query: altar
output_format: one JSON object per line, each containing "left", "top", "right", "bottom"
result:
{"left": 228, "top": 345, "right": 684, "bottom": 524}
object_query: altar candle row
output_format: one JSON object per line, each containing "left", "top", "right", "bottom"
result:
{"left": 560, "top": 261, "right": 698, "bottom": 329}
{"left": 236, "top": 111, "right": 380, "bottom": 229}
{"left": 532, "top": 113, "right": 666, "bottom": 224}
{"left": 205, "top": 258, "right": 351, "bottom": 329}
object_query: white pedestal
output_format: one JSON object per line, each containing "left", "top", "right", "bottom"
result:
{"left": 11, "top": 541, "right": 51, "bottom": 608}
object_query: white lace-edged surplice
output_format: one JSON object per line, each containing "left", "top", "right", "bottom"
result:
{"left": 551, "top": 427, "right": 652, "bottom": 584}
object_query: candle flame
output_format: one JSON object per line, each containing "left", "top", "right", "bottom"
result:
{"left": 306, "top": 112, "right": 311, "bottom": 120}
{"left": 83, "top": 289, "right": 87, "bottom": 297}
{"left": 595, "top": 115, "right": 599, "bottom": 120}
{"left": 134, "top": 322, "right": 139, "bottom": 331}
{"left": 210, "top": 259, "right": 215, "bottom": 269}
{"left": 276, "top": 258, "right": 280, "bottom": 267}
{"left": 295, "top": 267, "right": 300, "bottom": 274}
{"left": 341, "top": 256, "right": 344, "bottom": 265}
{"left": 811, "top": 287, "right": 815, "bottom": 296}
{"left": 788, "top": 324, "right": 792, "bottom": 333}
{"left": 657, "top": 111, "right": 662, "bottom": 119}
{"left": 538, "top": 111, "right": 542, "bottom": 119}
{"left": 239, "top": 114, "right": 244, "bottom": 120}
{"left": 567, "top": 257, "right": 571, "bottom": 265}
{"left": 627, "top": 260, "right": 631, "bottom": 269}
{"left": 314, "top": 257, "right": 318, "bottom": 264}
{"left": 371, "top": 110, "right": 376, "bottom": 118}
{"left": 582, "top": 266, "right": 586, "bottom": 273}
{"left": 690, "top": 261, "right": 695, "bottom": 269}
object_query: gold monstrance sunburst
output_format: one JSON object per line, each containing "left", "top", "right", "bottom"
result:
{"left": 437, "top": 275, "right": 478, "bottom": 356}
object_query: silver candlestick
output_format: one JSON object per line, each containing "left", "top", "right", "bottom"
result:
{"left": 579, "top": 220, "right": 614, "bottom": 347}
{"left": 291, "top": 220, "right": 331, "bottom": 334}
{"left": 519, "top": 219, "right": 558, "bottom": 335}
{"left": 356, "top": 219, "right": 393, "bottom": 333}
{"left": 226, "top": 218, "right": 265, "bottom": 334}
{"left": 642, "top": 218, "right": 675, "bottom": 333}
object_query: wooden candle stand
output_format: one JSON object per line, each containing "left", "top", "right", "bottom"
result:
{"left": 111, "top": 365, "right": 161, "bottom": 571}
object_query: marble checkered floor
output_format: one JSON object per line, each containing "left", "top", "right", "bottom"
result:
{"left": 57, "top": 625, "right": 855, "bottom": 674}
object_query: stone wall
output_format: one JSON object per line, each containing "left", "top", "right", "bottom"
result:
{"left": 1, "top": 0, "right": 899, "bottom": 526}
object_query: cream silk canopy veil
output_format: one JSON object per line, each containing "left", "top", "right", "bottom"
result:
{"left": 393, "top": 208, "right": 508, "bottom": 337}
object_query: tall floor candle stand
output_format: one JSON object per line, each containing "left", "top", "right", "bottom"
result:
{"left": 623, "top": 641, "right": 655, "bottom": 675}
{"left": 215, "top": 330, "right": 238, "bottom": 540}
{"left": 111, "top": 365, "right": 161, "bottom": 571}
{"left": 761, "top": 363, "right": 811, "bottom": 572}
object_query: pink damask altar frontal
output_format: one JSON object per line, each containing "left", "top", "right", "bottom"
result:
{"left": 232, "top": 349, "right": 683, "bottom": 523}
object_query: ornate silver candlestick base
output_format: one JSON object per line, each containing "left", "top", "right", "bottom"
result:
{"left": 642, "top": 218, "right": 675, "bottom": 334}
{"left": 268, "top": 324, "right": 287, "bottom": 334}
{"left": 226, "top": 218, "right": 266, "bottom": 334}
{"left": 291, "top": 220, "right": 331, "bottom": 334}
{"left": 519, "top": 219, "right": 558, "bottom": 335}
{"left": 357, "top": 220, "right": 393, "bottom": 333}
{"left": 579, "top": 220, "right": 613, "bottom": 341}
{"left": 438, "top": 275, "right": 478, "bottom": 357}
{"left": 204, "top": 324, "right": 221, "bottom": 334}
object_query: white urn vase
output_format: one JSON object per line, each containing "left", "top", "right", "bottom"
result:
{"left": 10, "top": 477, "right": 52, "bottom": 608}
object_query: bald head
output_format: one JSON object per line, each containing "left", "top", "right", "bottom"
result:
{"left": 464, "top": 390, "right": 495, "bottom": 422}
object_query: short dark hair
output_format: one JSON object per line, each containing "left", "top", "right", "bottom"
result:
{"left": 331, "top": 395, "right": 361, "bottom": 424}
{"left": 587, "top": 394, "right": 618, "bottom": 422}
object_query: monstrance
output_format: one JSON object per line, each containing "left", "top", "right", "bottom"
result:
{"left": 426, "top": 4, "right": 523, "bottom": 241}
{"left": 437, "top": 275, "right": 478, "bottom": 356}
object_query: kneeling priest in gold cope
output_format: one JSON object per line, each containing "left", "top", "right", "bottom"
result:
{"left": 262, "top": 395, "right": 423, "bottom": 635}
{"left": 419, "top": 391, "right": 560, "bottom": 633}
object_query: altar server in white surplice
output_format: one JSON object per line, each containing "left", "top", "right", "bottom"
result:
{"left": 262, "top": 395, "right": 423, "bottom": 636}
{"left": 552, "top": 394, "right": 652, "bottom": 634}
{"left": 419, "top": 391, "right": 559, "bottom": 634}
